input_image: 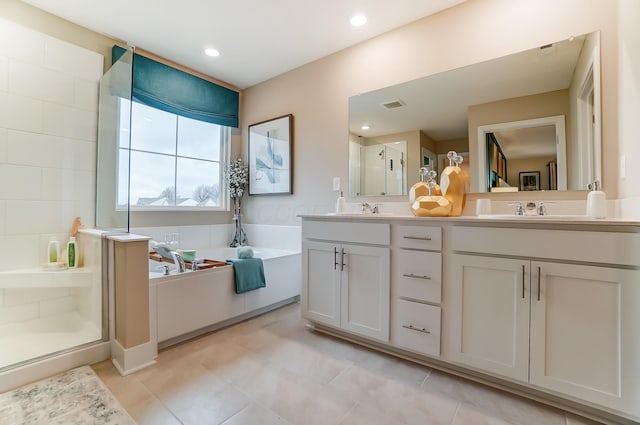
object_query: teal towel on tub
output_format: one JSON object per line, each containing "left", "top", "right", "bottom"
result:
{"left": 227, "top": 258, "right": 266, "bottom": 294}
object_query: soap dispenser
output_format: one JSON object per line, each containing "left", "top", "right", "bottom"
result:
{"left": 586, "top": 180, "right": 606, "bottom": 219}
{"left": 336, "top": 191, "right": 346, "bottom": 213}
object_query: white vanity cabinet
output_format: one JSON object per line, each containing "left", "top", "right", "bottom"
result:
{"left": 448, "top": 254, "right": 530, "bottom": 381}
{"left": 390, "top": 225, "right": 443, "bottom": 357}
{"left": 302, "top": 220, "right": 390, "bottom": 342}
{"left": 448, "top": 226, "right": 640, "bottom": 417}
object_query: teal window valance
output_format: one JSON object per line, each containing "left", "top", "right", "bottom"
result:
{"left": 112, "top": 46, "right": 239, "bottom": 128}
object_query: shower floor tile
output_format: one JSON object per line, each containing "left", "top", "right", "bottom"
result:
{"left": 0, "top": 312, "right": 101, "bottom": 370}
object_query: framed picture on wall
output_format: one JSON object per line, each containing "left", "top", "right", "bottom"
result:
{"left": 248, "top": 114, "right": 294, "bottom": 195}
{"left": 519, "top": 171, "right": 540, "bottom": 191}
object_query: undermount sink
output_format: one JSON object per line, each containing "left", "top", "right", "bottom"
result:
{"left": 478, "top": 214, "right": 590, "bottom": 220}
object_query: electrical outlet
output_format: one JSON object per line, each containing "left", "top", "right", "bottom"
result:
{"left": 332, "top": 177, "right": 341, "bottom": 191}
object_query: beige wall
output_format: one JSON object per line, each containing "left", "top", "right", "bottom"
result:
{"left": 3, "top": 0, "right": 627, "bottom": 225}
{"left": 242, "top": 0, "right": 619, "bottom": 225}
{"left": 508, "top": 156, "right": 557, "bottom": 191}
{"left": 468, "top": 89, "right": 570, "bottom": 191}
{"left": 618, "top": 0, "right": 640, "bottom": 200}
{"left": 436, "top": 138, "right": 470, "bottom": 155}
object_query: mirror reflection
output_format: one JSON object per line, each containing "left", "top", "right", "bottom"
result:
{"left": 348, "top": 31, "right": 601, "bottom": 197}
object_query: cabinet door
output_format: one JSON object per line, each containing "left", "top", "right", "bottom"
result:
{"left": 530, "top": 262, "right": 640, "bottom": 416}
{"left": 448, "top": 254, "right": 530, "bottom": 382}
{"left": 341, "top": 244, "right": 390, "bottom": 342}
{"left": 302, "top": 241, "right": 341, "bottom": 328}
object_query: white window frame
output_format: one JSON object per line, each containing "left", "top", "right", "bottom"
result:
{"left": 117, "top": 99, "right": 230, "bottom": 211}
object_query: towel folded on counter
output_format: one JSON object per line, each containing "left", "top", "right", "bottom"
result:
{"left": 227, "top": 258, "right": 266, "bottom": 294}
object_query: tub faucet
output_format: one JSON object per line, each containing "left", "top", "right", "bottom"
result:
{"left": 191, "top": 258, "right": 201, "bottom": 271}
{"left": 170, "top": 251, "right": 186, "bottom": 273}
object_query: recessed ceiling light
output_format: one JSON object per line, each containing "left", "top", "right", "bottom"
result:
{"left": 204, "top": 48, "right": 220, "bottom": 57}
{"left": 350, "top": 15, "right": 367, "bottom": 27}
{"left": 361, "top": 124, "right": 370, "bottom": 130}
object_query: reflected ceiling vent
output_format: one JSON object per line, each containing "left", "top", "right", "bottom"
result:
{"left": 381, "top": 99, "right": 405, "bottom": 109}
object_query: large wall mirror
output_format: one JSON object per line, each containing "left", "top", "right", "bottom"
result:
{"left": 348, "top": 31, "right": 601, "bottom": 197}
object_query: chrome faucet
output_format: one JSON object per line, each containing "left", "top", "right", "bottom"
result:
{"left": 536, "top": 201, "right": 555, "bottom": 216}
{"left": 509, "top": 202, "right": 525, "bottom": 216}
{"left": 361, "top": 202, "right": 380, "bottom": 214}
{"left": 170, "top": 251, "right": 186, "bottom": 273}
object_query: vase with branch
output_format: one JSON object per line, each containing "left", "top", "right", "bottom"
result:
{"left": 225, "top": 158, "right": 249, "bottom": 247}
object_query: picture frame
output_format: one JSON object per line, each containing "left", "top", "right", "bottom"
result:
{"left": 248, "top": 114, "right": 293, "bottom": 195}
{"left": 519, "top": 171, "right": 540, "bottom": 191}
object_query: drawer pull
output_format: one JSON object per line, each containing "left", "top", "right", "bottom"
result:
{"left": 403, "top": 273, "right": 431, "bottom": 280}
{"left": 402, "top": 324, "right": 431, "bottom": 334}
{"left": 521, "top": 264, "right": 525, "bottom": 299}
{"left": 403, "top": 235, "right": 432, "bottom": 241}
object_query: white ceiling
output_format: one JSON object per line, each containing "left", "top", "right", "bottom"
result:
{"left": 21, "top": 0, "right": 466, "bottom": 89}
{"left": 494, "top": 126, "right": 557, "bottom": 159}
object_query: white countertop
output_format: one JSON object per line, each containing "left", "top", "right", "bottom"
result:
{"left": 299, "top": 213, "right": 640, "bottom": 227}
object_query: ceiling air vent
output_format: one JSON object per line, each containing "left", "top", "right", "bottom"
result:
{"left": 381, "top": 99, "right": 405, "bottom": 109}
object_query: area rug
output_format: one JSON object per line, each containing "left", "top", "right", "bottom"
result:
{"left": 0, "top": 366, "right": 136, "bottom": 425}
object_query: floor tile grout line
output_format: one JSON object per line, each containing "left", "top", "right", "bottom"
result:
{"left": 334, "top": 400, "right": 359, "bottom": 425}
{"left": 449, "top": 401, "right": 462, "bottom": 425}
{"left": 325, "top": 361, "right": 355, "bottom": 386}
{"left": 419, "top": 368, "right": 432, "bottom": 388}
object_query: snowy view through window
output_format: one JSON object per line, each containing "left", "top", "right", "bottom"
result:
{"left": 118, "top": 100, "right": 229, "bottom": 209}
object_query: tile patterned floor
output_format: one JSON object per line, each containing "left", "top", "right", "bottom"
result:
{"left": 93, "top": 303, "right": 603, "bottom": 425}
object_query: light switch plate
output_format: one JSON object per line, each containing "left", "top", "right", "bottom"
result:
{"left": 333, "top": 177, "right": 341, "bottom": 191}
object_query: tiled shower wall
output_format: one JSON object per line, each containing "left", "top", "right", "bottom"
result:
{"left": 0, "top": 18, "right": 103, "bottom": 324}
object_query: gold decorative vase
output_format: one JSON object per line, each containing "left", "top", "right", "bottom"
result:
{"left": 440, "top": 152, "right": 470, "bottom": 217}
{"left": 409, "top": 166, "right": 441, "bottom": 204}
{"left": 409, "top": 168, "right": 450, "bottom": 217}
{"left": 410, "top": 195, "right": 451, "bottom": 217}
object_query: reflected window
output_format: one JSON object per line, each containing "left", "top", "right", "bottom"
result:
{"left": 118, "top": 101, "right": 229, "bottom": 209}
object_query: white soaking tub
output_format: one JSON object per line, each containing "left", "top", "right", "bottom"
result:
{"left": 149, "top": 246, "right": 300, "bottom": 348}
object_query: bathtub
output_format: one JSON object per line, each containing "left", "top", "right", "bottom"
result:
{"left": 149, "top": 246, "right": 300, "bottom": 348}
{"left": 149, "top": 246, "right": 296, "bottom": 277}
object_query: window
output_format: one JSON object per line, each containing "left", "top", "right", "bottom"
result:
{"left": 118, "top": 100, "right": 229, "bottom": 209}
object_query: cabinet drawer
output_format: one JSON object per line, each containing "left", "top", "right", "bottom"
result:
{"left": 303, "top": 220, "right": 390, "bottom": 245}
{"left": 393, "top": 250, "right": 441, "bottom": 303}
{"left": 451, "top": 226, "right": 640, "bottom": 266}
{"left": 393, "top": 225, "right": 442, "bottom": 250}
{"left": 392, "top": 299, "right": 441, "bottom": 357}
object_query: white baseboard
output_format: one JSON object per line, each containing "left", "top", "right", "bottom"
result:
{"left": 110, "top": 339, "right": 156, "bottom": 376}
{"left": 0, "top": 341, "right": 111, "bottom": 393}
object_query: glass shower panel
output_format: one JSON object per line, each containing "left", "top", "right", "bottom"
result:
{"left": 96, "top": 49, "right": 133, "bottom": 231}
{"left": 0, "top": 28, "right": 111, "bottom": 371}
